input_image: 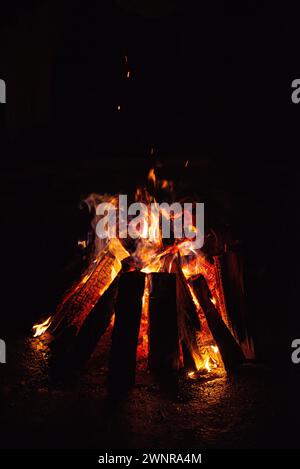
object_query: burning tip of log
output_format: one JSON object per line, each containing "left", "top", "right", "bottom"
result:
{"left": 32, "top": 316, "right": 52, "bottom": 338}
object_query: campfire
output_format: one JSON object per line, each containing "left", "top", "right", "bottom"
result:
{"left": 33, "top": 166, "right": 253, "bottom": 391}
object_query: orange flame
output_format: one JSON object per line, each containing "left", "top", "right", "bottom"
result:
{"left": 147, "top": 168, "right": 156, "bottom": 186}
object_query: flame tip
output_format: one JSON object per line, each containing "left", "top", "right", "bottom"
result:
{"left": 32, "top": 316, "right": 52, "bottom": 338}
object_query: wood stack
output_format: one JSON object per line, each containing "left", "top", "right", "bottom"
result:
{"left": 44, "top": 253, "right": 246, "bottom": 388}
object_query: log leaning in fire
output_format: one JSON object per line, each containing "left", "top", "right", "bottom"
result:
{"left": 148, "top": 272, "right": 180, "bottom": 374}
{"left": 192, "top": 275, "right": 245, "bottom": 371}
{"left": 171, "top": 259, "right": 201, "bottom": 371}
{"left": 73, "top": 276, "right": 119, "bottom": 365}
{"left": 219, "top": 251, "right": 254, "bottom": 357}
{"left": 108, "top": 271, "right": 145, "bottom": 392}
{"left": 49, "top": 238, "right": 129, "bottom": 340}
{"left": 49, "top": 254, "right": 121, "bottom": 338}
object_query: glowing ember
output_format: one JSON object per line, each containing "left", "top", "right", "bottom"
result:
{"left": 188, "top": 371, "right": 195, "bottom": 378}
{"left": 137, "top": 275, "right": 150, "bottom": 364}
{"left": 32, "top": 316, "right": 52, "bottom": 338}
{"left": 147, "top": 167, "right": 156, "bottom": 185}
{"left": 78, "top": 240, "right": 87, "bottom": 248}
{"left": 186, "top": 283, "right": 201, "bottom": 311}
{"left": 210, "top": 297, "right": 217, "bottom": 305}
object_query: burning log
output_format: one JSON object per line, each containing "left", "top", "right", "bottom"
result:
{"left": 47, "top": 253, "right": 121, "bottom": 363}
{"left": 49, "top": 239, "right": 129, "bottom": 338}
{"left": 148, "top": 272, "right": 180, "bottom": 374}
{"left": 108, "top": 271, "right": 145, "bottom": 392}
{"left": 171, "top": 258, "right": 201, "bottom": 371}
{"left": 73, "top": 277, "right": 119, "bottom": 365}
{"left": 50, "top": 256, "right": 118, "bottom": 337}
{"left": 219, "top": 251, "right": 254, "bottom": 358}
{"left": 192, "top": 275, "right": 245, "bottom": 371}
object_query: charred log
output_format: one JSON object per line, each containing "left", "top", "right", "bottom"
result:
{"left": 49, "top": 237, "right": 129, "bottom": 338}
{"left": 73, "top": 276, "right": 119, "bottom": 365}
{"left": 171, "top": 258, "right": 201, "bottom": 371}
{"left": 219, "top": 250, "right": 254, "bottom": 357}
{"left": 108, "top": 271, "right": 145, "bottom": 392}
{"left": 148, "top": 272, "right": 180, "bottom": 374}
{"left": 192, "top": 275, "right": 245, "bottom": 371}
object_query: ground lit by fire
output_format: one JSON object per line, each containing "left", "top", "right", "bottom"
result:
{"left": 0, "top": 334, "right": 293, "bottom": 449}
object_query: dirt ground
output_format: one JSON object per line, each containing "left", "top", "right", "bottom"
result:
{"left": 0, "top": 330, "right": 297, "bottom": 450}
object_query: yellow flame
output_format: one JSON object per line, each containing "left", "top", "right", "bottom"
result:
{"left": 32, "top": 316, "right": 52, "bottom": 338}
{"left": 81, "top": 274, "right": 90, "bottom": 284}
{"left": 210, "top": 296, "right": 217, "bottom": 305}
{"left": 205, "top": 357, "right": 211, "bottom": 373}
{"left": 211, "top": 345, "right": 219, "bottom": 353}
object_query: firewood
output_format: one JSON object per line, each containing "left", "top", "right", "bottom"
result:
{"left": 49, "top": 239, "right": 128, "bottom": 337}
{"left": 148, "top": 272, "right": 180, "bottom": 374}
{"left": 108, "top": 271, "right": 145, "bottom": 392}
{"left": 192, "top": 275, "right": 245, "bottom": 371}
{"left": 219, "top": 251, "right": 254, "bottom": 357}
{"left": 171, "top": 258, "right": 201, "bottom": 371}
{"left": 73, "top": 276, "right": 119, "bottom": 365}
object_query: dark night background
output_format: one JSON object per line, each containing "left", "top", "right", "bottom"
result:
{"left": 0, "top": 1, "right": 299, "bottom": 450}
